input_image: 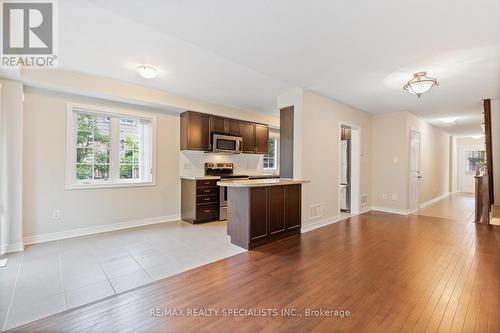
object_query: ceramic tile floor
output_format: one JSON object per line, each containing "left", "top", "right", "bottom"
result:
{"left": 0, "top": 220, "right": 244, "bottom": 331}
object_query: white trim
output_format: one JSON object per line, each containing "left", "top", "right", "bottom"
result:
{"left": 1, "top": 242, "right": 24, "bottom": 254}
{"left": 359, "top": 206, "right": 372, "bottom": 214}
{"left": 23, "top": 214, "right": 180, "bottom": 245}
{"left": 301, "top": 214, "right": 347, "bottom": 233}
{"left": 64, "top": 181, "right": 155, "bottom": 190}
{"left": 371, "top": 206, "right": 410, "bottom": 215}
{"left": 338, "top": 122, "right": 361, "bottom": 215}
{"left": 370, "top": 192, "right": 451, "bottom": 216}
{"left": 65, "top": 102, "right": 157, "bottom": 189}
{"left": 419, "top": 192, "right": 450, "bottom": 209}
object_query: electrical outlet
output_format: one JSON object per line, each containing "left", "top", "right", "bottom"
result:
{"left": 391, "top": 194, "right": 398, "bottom": 201}
{"left": 382, "top": 193, "right": 388, "bottom": 200}
{"left": 183, "top": 162, "right": 191, "bottom": 170}
{"left": 52, "top": 210, "right": 61, "bottom": 220}
{"left": 361, "top": 195, "right": 368, "bottom": 206}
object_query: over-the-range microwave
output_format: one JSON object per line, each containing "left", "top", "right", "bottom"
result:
{"left": 212, "top": 134, "right": 242, "bottom": 154}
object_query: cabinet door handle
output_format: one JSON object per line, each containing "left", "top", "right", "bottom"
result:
{"left": 204, "top": 189, "right": 210, "bottom": 193}
{"left": 204, "top": 209, "right": 211, "bottom": 213}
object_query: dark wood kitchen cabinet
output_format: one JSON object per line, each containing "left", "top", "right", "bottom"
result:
{"left": 210, "top": 116, "right": 240, "bottom": 136}
{"left": 255, "top": 123, "right": 269, "bottom": 154}
{"left": 240, "top": 121, "right": 256, "bottom": 153}
{"left": 181, "top": 178, "right": 220, "bottom": 224}
{"left": 227, "top": 183, "right": 302, "bottom": 249}
{"left": 180, "top": 111, "right": 211, "bottom": 151}
{"left": 180, "top": 111, "right": 269, "bottom": 154}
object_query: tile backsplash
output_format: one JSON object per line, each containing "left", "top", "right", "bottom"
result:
{"left": 180, "top": 150, "right": 278, "bottom": 177}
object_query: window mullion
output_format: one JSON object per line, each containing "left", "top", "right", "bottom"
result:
{"left": 110, "top": 118, "right": 120, "bottom": 182}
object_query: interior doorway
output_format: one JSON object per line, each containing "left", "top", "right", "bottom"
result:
{"left": 339, "top": 124, "right": 360, "bottom": 214}
{"left": 409, "top": 129, "right": 421, "bottom": 212}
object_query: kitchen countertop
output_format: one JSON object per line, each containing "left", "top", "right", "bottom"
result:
{"left": 180, "top": 176, "right": 221, "bottom": 180}
{"left": 180, "top": 174, "right": 279, "bottom": 181}
{"left": 217, "top": 178, "right": 309, "bottom": 188}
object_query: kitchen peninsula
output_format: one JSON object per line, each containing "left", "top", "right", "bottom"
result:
{"left": 218, "top": 179, "right": 309, "bottom": 249}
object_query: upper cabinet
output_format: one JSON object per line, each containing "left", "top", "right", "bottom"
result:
{"left": 180, "top": 111, "right": 269, "bottom": 154}
{"left": 240, "top": 121, "right": 256, "bottom": 153}
{"left": 255, "top": 124, "right": 269, "bottom": 154}
{"left": 180, "top": 111, "right": 211, "bottom": 151}
{"left": 211, "top": 116, "right": 240, "bottom": 136}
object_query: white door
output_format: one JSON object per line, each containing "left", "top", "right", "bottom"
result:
{"left": 409, "top": 129, "right": 421, "bottom": 211}
{"left": 459, "top": 145, "right": 485, "bottom": 193}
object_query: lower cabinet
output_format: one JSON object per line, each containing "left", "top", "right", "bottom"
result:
{"left": 249, "top": 184, "right": 301, "bottom": 246}
{"left": 181, "top": 179, "right": 220, "bottom": 223}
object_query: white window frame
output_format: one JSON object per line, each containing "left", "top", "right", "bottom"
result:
{"left": 65, "top": 103, "right": 156, "bottom": 190}
{"left": 263, "top": 136, "right": 279, "bottom": 171}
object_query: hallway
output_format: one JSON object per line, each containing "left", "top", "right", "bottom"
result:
{"left": 415, "top": 194, "right": 475, "bottom": 222}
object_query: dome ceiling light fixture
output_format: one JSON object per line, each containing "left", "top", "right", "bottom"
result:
{"left": 403, "top": 72, "right": 439, "bottom": 98}
{"left": 136, "top": 65, "right": 159, "bottom": 79}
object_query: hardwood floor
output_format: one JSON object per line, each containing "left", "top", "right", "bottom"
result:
{"left": 416, "top": 194, "right": 475, "bottom": 222}
{"left": 8, "top": 211, "right": 499, "bottom": 333}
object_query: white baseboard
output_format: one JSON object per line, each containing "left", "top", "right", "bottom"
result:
{"left": 419, "top": 193, "right": 450, "bottom": 209}
{"left": 370, "top": 206, "right": 410, "bottom": 215}
{"left": 370, "top": 193, "right": 451, "bottom": 216}
{"left": 1, "top": 242, "right": 24, "bottom": 254}
{"left": 23, "top": 214, "right": 181, "bottom": 246}
{"left": 301, "top": 215, "right": 347, "bottom": 233}
{"left": 359, "top": 206, "right": 372, "bottom": 214}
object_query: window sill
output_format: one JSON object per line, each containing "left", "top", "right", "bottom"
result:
{"left": 65, "top": 181, "right": 155, "bottom": 190}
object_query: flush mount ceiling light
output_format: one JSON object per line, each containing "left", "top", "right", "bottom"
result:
{"left": 136, "top": 65, "right": 159, "bottom": 79}
{"left": 403, "top": 72, "right": 439, "bottom": 97}
{"left": 440, "top": 117, "right": 457, "bottom": 125}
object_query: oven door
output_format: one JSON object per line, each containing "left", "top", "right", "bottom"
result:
{"left": 213, "top": 134, "right": 242, "bottom": 154}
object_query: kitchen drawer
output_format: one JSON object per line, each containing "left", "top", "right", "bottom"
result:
{"left": 196, "top": 204, "right": 219, "bottom": 220}
{"left": 196, "top": 186, "right": 219, "bottom": 196}
{"left": 196, "top": 194, "right": 219, "bottom": 205}
{"left": 196, "top": 179, "right": 219, "bottom": 187}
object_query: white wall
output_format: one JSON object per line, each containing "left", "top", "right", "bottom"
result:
{"left": 298, "top": 90, "right": 372, "bottom": 227}
{"left": 0, "top": 79, "right": 24, "bottom": 253}
{"left": 371, "top": 112, "right": 409, "bottom": 210}
{"left": 371, "top": 112, "right": 450, "bottom": 212}
{"left": 22, "top": 88, "right": 181, "bottom": 239}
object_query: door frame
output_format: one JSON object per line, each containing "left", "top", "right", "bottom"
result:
{"left": 458, "top": 144, "right": 484, "bottom": 193}
{"left": 338, "top": 122, "right": 361, "bottom": 215}
{"left": 408, "top": 128, "right": 421, "bottom": 212}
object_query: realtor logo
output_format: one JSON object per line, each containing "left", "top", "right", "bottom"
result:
{"left": 2, "top": 0, "right": 57, "bottom": 68}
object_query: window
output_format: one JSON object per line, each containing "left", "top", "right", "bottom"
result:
{"left": 465, "top": 150, "right": 485, "bottom": 173}
{"left": 66, "top": 103, "right": 155, "bottom": 189}
{"left": 263, "top": 137, "right": 278, "bottom": 170}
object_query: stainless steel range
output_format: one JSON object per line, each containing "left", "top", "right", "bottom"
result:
{"left": 204, "top": 163, "right": 249, "bottom": 220}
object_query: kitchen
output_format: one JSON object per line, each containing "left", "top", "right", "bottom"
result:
{"left": 179, "top": 110, "right": 307, "bottom": 249}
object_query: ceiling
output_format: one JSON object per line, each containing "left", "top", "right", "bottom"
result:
{"left": 59, "top": 1, "right": 500, "bottom": 134}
